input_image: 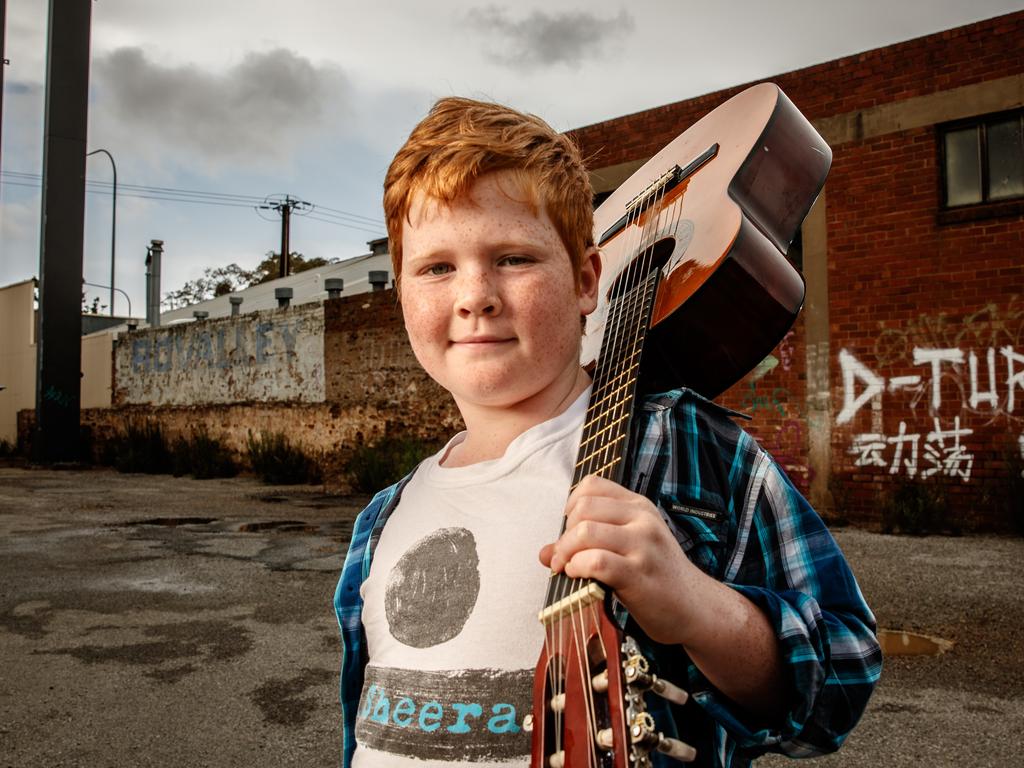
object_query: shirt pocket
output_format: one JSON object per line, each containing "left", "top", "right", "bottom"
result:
{"left": 657, "top": 495, "right": 729, "bottom": 580}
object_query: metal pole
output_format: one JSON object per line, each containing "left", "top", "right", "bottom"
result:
{"left": 1, "top": 0, "right": 8, "bottom": 174}
{"left": 35, "top": 0, "right": 92, "bottom": 463}
{"left": 279, "top": 197, "right": 291, "bottom": 278}
{"left": 86, "top": 148, "right": 116, "bottom": 315}
{"left": 145, "top": 239, "right": 163, "bottom": 327}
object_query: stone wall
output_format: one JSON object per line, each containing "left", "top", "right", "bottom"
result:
{"left": 114, "top": 303, "right": 325, "bottom": 406}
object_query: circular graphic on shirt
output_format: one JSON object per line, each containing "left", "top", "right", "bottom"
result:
{"left": 385, "top": 527, "right": 480, "bottom": 648}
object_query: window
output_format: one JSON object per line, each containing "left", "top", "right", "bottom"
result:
{"left": 940, "top": 109, "right": 1024, "bottom": 210}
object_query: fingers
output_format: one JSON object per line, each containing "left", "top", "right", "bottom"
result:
{"left": 550, "top": 518, "right": 629, "bottom": 573}
{"left": 565, "top": 474, "right": 657, "bottom": 526}
{"left": 560, "top": 547, "right": 632, "bottom": 584}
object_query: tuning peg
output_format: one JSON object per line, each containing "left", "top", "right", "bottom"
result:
{"left": 655, "top": 735, "right": 697, "bottom": 762}
{"left": 629, "top": 712, "right": 696, "bottom": 762}
{"left": 650, "top": 675, "right": 689, "bottom": 706}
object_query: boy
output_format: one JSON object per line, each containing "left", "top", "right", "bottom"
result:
{"left": 335, "top": 97, "right": 880, "bottom": 767}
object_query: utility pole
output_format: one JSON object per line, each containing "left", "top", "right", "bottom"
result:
{"left": 1, "top": 0, "right": 9, "bottom": 172}
{"left": 260, "top": 195, "right": 310, "bottom": 277}
{"left": 35, "top": 0, "right": 92, "bottom": 463}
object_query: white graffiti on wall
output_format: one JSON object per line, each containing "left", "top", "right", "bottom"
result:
{"left": 848, "top": 416, "right": 974, "bottom": 480}
{"left": 837, "top": 347, "right": 1024, "bottom": 425}
{"left": 839, "top": 347, "right": 1024, "bottom": 482}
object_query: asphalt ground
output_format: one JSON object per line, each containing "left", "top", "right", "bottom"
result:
{"left": 1, "top": 466, "right": 1021, "bottom": 767}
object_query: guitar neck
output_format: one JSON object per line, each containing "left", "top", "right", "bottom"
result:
{"left": 544, "top": 267, "right": 661, "bottom": 612}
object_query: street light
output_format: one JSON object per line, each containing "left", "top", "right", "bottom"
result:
{"left": 86, "top": 148, "right": 117, "bottom": 316}
{"left": 82, "top": 280, "right": 132, "bottom": 319}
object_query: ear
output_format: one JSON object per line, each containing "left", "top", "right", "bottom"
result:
{"left": 577, "top": 246, "right": 602, "bottom": 316}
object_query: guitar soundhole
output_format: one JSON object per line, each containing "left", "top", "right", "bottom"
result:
{"left": 608, "top": 237, "right": 675, "bottom": 300}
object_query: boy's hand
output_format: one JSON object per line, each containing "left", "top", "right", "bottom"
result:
{"left": 539, "top": 474, "right": 786, "bottom": 718}
{"left": 538, "top": 474, "right": 700, "bottom": 645}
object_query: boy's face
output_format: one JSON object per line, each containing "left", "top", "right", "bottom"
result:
{"left": 400, "top": 172, "right": 600, "bottom": 415}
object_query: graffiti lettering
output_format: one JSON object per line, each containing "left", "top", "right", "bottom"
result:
{"left": 849, "top": 417, "right": 975, "bottom": 482}
{"left": 741, "top": 380, "right": 789, "bottom": 416}
{"left": 838, "top": 346, "right": 1024, "bottom": 424}
{"left": 129, "top": 320, "right": 298, "bottom": 374}
{"left": 778, "top": 331, "right": 795, "bottom": 372}
{"left": 872, "top": 298, "right": 1024, "bottom": 366}
{"left": 43, "top": 384, "right": 73, "bottom": 408}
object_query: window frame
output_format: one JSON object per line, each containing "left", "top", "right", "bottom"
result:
{"left": 938, "top": 108, "right": 1024, "bottom": 225}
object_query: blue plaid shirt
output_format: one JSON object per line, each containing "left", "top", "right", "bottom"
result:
{"left": 334, "top": 389, "right": 881, "bottom": 767}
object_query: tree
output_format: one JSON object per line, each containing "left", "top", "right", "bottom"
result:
{"left": 161, "top": 253, "right": 339, "bottom": 310}
{"left": 82, "top": 292, "right": 108, "bottom": 315}
{"left": 250, "top": 252, "right": 335, "bottom": 285}
{"left": 161, "top": 263, "right": 257, "bottom": 310}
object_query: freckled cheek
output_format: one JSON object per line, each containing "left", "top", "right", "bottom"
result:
{"left": 402, "top": 303, "right": 449, "bottom": 359}
{"left": 524, "top": 301, "right": 579, "bottom": 358}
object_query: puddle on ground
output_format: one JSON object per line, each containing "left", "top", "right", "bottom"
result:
{"left": 878, "top": 629, "right": 954, "bottom": 656}
{"left": 128, "top": 517, "right": 218, "bottom": 527}
{"left": 237, "top": 520, "right": 319, "bottom": 534}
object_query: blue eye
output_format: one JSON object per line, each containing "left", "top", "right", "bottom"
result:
{"left": 499, "top": 255, "right": 530, "bottom": 266}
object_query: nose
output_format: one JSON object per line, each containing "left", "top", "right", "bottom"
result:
{"left": 454, "top": 270, "right": 502, "bottom": 317}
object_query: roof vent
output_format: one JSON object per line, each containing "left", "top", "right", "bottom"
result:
{"left": 368, "top": 270, "right": 388, "bottom": 291}
{"left": 229, "top": 295, "right": 243, "bottom": 316}
{"left": 324, "top": 278, "right": 344, "bottom": 299}
{"left": 275, "top": 287, "right": 293, "bottom": 308}
{"left": 193, "top": 310, "right": 209, "bottom": 320}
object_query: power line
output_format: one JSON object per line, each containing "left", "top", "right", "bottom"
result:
{"left": 310, "top": 202, "right": 383, "bottom": 226}
{"left": 305, "top": 213, "right": 384, "bottom": 236}
{"left": 0, "top": 171, "right": 387, "bottom": 235}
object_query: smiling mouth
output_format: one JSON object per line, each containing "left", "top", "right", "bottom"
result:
{"left": 451, "top": 337, "right": 514, "bottom": 345}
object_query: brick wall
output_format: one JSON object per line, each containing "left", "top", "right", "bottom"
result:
{"left": 571, "top": 11, "right": 1024, "bottom": 530}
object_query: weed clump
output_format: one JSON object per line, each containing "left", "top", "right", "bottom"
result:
{"left": 882, "top": 479, "right": 958, "bottom": 535}
{"left": 171, "top": 426, "right": 237, "bottom": 479}
{"left": 111, "top": 420, "right": 173, "bottom": 474}
{"left": 346, "top": 436, "right": 441, "bottom": 493}
{"left": 246, "top": 430, "right": 322, "bottom": 485}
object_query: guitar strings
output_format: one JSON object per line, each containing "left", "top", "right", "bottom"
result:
{"left": 576, "top": 178, "right": 662, "bottom": 762}
{"left": 540, "top": 167, "right": 670, "bottom": 764}
{"left": 547, "top": 194, "right": 638, "bottom": 764}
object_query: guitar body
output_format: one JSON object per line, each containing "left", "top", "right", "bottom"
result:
{"left": 532, "top": 84, "right": 831, "bottom": 768}
{"left": 581, "top": 82, "right": 831, "bottom": 398}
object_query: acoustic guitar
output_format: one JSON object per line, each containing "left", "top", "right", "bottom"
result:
{"left": 528, "top": 83, "right": 831, "bottom": 768}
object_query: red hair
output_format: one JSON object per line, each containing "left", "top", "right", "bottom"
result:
{"left": 384, "top": 97, "right": 594, "bottom": 289}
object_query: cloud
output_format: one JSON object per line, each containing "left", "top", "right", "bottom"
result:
{"left": 89, "top": 47, "right": 353, "bottom": 171}
{"left": 6, "top": 81, "right": 42, "bottom": 97}
{"left": 465, "top": 6, "right": 635, "bottom": 69}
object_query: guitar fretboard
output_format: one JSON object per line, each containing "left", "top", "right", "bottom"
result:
{"left": 543, "top": 266, "right": 661, "bottom": 611}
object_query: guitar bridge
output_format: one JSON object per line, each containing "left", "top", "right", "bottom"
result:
{"left": 598, "top": 143, "right": 719, "bottom": 247}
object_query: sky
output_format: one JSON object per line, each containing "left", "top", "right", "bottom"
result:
{"left": 1, "top": 0, "right": 1022, "bottom": 317}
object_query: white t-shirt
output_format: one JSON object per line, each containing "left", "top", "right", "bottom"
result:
{"left": 354, "top": 390, "right": 589, "bottom": 767}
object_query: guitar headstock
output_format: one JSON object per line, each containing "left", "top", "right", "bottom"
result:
{"left": 528, "top": 590, "right": 695, "bottom": 767}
